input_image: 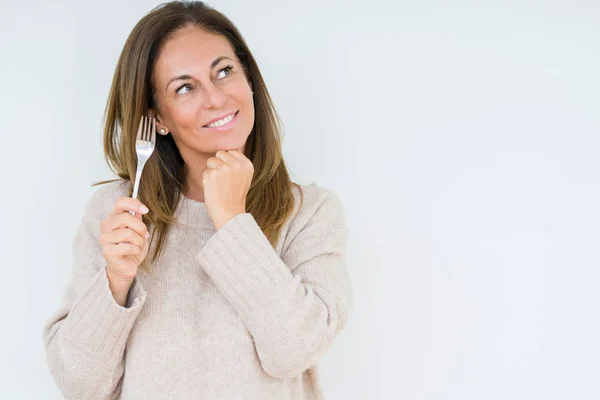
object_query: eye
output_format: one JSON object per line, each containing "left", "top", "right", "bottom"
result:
{"left": 217, "top": 66, "right": 233, "bottom": 79}
{"left": 176, "top": 83, "right": 193, "bottom": 95}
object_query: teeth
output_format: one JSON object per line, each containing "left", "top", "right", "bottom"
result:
{"left": 207, "top": 113, "right": 234, "bottom": 128}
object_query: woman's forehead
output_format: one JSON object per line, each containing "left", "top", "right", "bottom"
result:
{"left": 160, "top": 28, "right": 233, "bottom": 65}
{"left": 154, "top": 28, "right": 235, "bottom": 80}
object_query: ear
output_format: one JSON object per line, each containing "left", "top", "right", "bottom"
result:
{"left": 149, "top": 109, "right": 169, "bottom": 135}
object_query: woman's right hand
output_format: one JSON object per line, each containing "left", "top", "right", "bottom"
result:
{"left": 99, "top": 197, "right": 150, "bottom": 302}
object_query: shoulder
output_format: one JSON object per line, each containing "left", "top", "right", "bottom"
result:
{"left": 86, "top": 179, "right": 131, "bottom": 212}
{"left": 81, "top": 179, "right": 131, "bottom": 229}
{"left": 291, "top": 182, "right": 345, "bottom": 219}
{"left": 277, "top": 182, "right": 348, "bottom": 255}
{"left": 286, "top": 182, "right": 347, "bottom": 236}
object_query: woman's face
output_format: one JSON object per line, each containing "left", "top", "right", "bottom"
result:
{"left": 151, "top": 26, "right": 254, "bottom": 156}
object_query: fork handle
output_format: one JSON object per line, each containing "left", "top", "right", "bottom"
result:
{"left": 129, "top": 165, "right": 144, "bottom": 216}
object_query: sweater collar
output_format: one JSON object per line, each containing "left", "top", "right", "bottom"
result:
{"left": 173, "top": 193, "right": 215, "bottom": 229}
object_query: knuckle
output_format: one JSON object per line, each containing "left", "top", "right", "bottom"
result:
{"left": 113, "top": 214, "right": 124, "bottom": 225}
{"left": 119, "top": 244, "right": 132, "bottom": 255}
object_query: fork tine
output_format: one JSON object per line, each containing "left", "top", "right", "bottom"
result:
{"left": 151, "top": 117, "right": 156, "bottom": 144}
{"left": 136, "top": 115, "right": 144, "bottom": 141}
{"left": 142, "top": 116, "right": 150, "bottom": 141}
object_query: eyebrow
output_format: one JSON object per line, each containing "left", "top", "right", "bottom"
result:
{"left": 165, "top": 56, "right": 234, "bottom": 90}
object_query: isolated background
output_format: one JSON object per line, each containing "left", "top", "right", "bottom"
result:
{"left": 1, "top": 0, "right": 599, "bottom": 398}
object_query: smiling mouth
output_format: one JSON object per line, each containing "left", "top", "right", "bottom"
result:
{"left": 203, "top": 111, "right": 239, "bottom": 128}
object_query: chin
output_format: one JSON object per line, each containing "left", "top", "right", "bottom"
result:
{"left": 204, "top": 133, "right": 249, "bottom": 153}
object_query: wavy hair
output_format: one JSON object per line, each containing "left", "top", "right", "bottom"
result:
{"left": 95, "top": 1, "right": 302, "bottom": 271}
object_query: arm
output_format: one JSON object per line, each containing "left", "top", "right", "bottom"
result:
{"left": 196, "top": 188, "right": 353, "bottom": 379}
{"left": 42, "top": 187, "right": 147, "bottom": 399}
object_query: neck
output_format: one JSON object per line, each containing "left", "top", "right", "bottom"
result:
{"left": 182, "top": 153, "right": 209, "bottom": 203}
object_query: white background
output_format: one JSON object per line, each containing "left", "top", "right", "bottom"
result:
{"left": 1, "top": 0, "right": 599, "bottom": 399}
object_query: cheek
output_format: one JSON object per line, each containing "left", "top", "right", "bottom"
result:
{"left": 231, "top": 78, "right": 253, "bottom": 106}
{"left": 238, "top": 87, "right": 254, "bottom": 112}
{"left": 169, "top": 101, "right": 198, "bottom": 126}
{"left": 241, "top": 93, "right": 255, "bottom": 126}
{"left": 247, "top": 97, "right": 255, "bottom": 119}
{"left": 244, "top": 90, "right": 253, "bottom": 108}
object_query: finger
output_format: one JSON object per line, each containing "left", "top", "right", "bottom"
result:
{"left": 104, "top": 242, "right": 142, "bottom": 258}
{"left": 132, "top": 210, "right": 143, "bottom": 221}
{"left": 226, "top": 149, "right": 247, "bottom": 161}
{"left": 206, "top": 156, "right": 226, "bottom": 169}
{"left": 101, "top": 228, "right": 146, "bottom": 248}
{"left": 111, "top": 197, "right": 149, "bottom": 216}
{"left": 101, "top": 213, "right": 149, "bottom": 237}
{"left": 224, "top": 150, "right": 252, "bottom": 171}
{"left": 215, "top": 150, "right": 239, "bottom": 165}
{"left": 202, "top": 169, "right": 211, "bottom": 182}
{"left": 109, "top": 214, "right": 148, "bottom": 238}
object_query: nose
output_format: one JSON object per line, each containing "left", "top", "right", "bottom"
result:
{"left": 201, "top": 80, "right": 227, "bottom": 110}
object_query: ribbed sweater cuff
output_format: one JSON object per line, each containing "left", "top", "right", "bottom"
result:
{"left": 59, "top": 267, "right": 147, "bottom": 357}
{"left": 196, "top": 213, "right": 294, "bottom": 317}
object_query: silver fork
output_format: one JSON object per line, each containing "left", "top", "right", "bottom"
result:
{"left": 129, "top": 115, "right": 156, "bottom": 216}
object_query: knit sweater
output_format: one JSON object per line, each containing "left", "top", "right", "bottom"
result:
{"left": 42, "top": 179, "right": 353, "bottom": 400}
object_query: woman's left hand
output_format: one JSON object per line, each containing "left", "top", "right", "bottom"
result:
{"left": 203, "top": 149, "right": 254, "bottom": 230}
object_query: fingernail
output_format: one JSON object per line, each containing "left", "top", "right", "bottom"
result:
{"left": 140, "top": 205, "right": 149, "bottom": 214}
{"left": 145, "top": 232, "right": 150, "bottom": 238}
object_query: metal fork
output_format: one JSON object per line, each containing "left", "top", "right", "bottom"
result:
{"left": 129, "top": 115, "right": 156, "bottom": 215}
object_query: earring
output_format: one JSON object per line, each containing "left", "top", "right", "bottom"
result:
{"left": 159, "top": 128, "right": 166, "bottom": 134}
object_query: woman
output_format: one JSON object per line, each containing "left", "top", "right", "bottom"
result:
{"left": 42, "top": 1, "right": 353, "bottom": 399}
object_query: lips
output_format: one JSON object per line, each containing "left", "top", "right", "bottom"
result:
{"left": 203, "top": 111, "right": 238, "bottom": 128}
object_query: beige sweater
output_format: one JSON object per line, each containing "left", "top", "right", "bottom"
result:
{"left": 42, "top": 179, "right": 353, "bottom": 400}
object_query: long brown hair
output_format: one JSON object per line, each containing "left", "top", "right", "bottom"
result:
{"left": 96, "top": 1, "right": 302, "bottom": 271}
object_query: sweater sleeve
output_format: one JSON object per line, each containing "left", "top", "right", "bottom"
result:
{"left": 42, "top": 185, "right": 147, "bottom": 399}
{"left": 196, "top": 188, "right": 354, "bottom": 379}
